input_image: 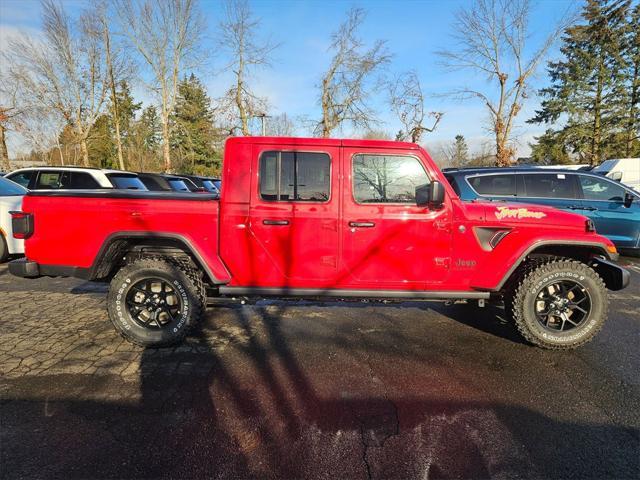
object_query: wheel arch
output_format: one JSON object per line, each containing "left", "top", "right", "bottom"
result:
{"left": 495, "top": 240, "right": 617, "bottom": 291}
{"left": 89, "top": 232, "right": 228, "bottom": 285}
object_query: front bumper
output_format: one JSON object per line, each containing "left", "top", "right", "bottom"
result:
{"left": 589, "top": 257, "right": 631, "bottom": 291}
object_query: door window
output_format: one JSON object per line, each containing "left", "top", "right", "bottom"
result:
{"left": 36, "top": 171, "right": 67, "bottom": 189}
{"left": 259, "top": 151, "right": 331, "bottom": 202}
{"left": 468, "top": 174, "right": 516, "bottom": 196}
{"left": 579, "top": 175, "right": 627, "bottom": 202}
{"left": 352, "top": 154, "right": 430, "bottom": 204}
{"left": 522, "top": 173, "right": 577, "bottom": 198}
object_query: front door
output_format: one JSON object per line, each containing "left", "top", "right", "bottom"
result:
{"left": 577, "top": 174, "right": 640, "bottom": 249}
{"left": 340, "top": 149, "right": 451, "bottom": 289}
{"left": 247, "top": 145, "right": 340, "bottom": 288}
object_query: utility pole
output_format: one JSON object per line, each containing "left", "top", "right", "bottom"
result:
{"left": 255, "top": 113, "right": 270, "bottom": 136}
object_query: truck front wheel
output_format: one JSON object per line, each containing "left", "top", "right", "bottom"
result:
{"left": 107, "top": 259, "right": 204, "bottom": 347}
{"left": 506, "top": 259, "right": 608, "bottom": 349}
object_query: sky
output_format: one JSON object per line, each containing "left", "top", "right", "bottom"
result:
{"left": 0, "top": 0, "right": 578, "bottom": 158}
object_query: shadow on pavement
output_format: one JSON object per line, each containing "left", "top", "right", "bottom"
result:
{"left": 2, "top": 302, "right": 638, "bottom": 479}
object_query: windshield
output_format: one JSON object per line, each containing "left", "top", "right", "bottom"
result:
{"left": 0, "top": 176, "right": 27, "bottom": 196}
{"left": 107, "top": 174, "right": 148, "bottom": 190}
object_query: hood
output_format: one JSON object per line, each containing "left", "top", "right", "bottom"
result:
{"left": 474, "top": 201, "right": 590, "bottom": 230}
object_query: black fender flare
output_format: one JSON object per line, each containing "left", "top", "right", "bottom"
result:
{"left": 89, "top": 231, "right": 229, "bottom": 284}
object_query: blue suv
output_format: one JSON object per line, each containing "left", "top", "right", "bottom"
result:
{"left": 444, "top": 168, "right": 640, "bottom": 256}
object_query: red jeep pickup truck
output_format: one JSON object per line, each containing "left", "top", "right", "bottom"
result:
{"left": 9, "top": 137, "right": 630, "bottom": 349}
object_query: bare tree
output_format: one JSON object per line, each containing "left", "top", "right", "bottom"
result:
{"left": 5, "top": 0, "right": 109, "bottom": 167}
{"left": 390, "top": 71, "right": 442, "bottom": 143}
{"left": 94, "top": 1, "right": 132, "bottom": 171}
{"left": 265, "top": 113, "right": 296, "bottom": 137}
{"left": 316, "top": 8, "right": 391, "bottom": 137}
{"left": 116, "top": 0, "right": 204, "bottom": 172}
{"left": 219, "top": 0, "right": 277, "bottom": 136}
{"left": 438, "top": 0, "right": 566, "bottom": 166}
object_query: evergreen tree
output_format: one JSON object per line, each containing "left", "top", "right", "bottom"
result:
{"left": 529, "top": 129, "right": 572, "bottom": 164}
{"left": 529, "top": 0, "right": 632, "bottom": 164}
{"left": 111, "top": 81, "right": 142, "bottom": 155}
{"left": 171, "top": 73, "right": 219, "bottom": 174}
{"left": 129, "top": 105, "right": 162, "bottom": 172}
{"left": 87, "top": 114, "right": 115, "bottom": 168}
{"left": 452, "top": 135, "right": 469, "bottom": 168}
{"left": 621, "top": 3, "right": 640, "bottom": 156}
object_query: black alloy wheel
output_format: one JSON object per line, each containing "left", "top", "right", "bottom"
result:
{"left": 534, "top": 279, "right": 592, "bottom": 332}
{"left": 126, "top": 278, "right": 184, "bottom": 329}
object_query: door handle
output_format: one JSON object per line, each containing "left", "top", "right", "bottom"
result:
{"left": 263, "top": 219, "right": 290, "bottom": 226}
{"left": 349, "top": 221, "right": 375, "bottom": 228}
{"left": 566, "top": 205, "right": 581, "bottom": 210}
{"left": 582, "top": 206, "right": 597, "bottom": 211}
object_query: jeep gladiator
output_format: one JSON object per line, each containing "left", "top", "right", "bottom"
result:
{"left": 9, "top": 137, "right": 630, "bottom": 349}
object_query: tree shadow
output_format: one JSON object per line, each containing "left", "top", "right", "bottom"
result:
{"left": 3, "top": 302, "right": 638, "bottom": 479}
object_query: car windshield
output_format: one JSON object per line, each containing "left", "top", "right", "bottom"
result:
{"left": 107, "top": 174, "right": 147, "bottom": 190}
{"left": 0, "top": 176, "right": 27, "bottom": 196}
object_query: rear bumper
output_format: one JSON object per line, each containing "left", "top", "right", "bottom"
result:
{"left": 8, "top": 258, "right": 90, "bottom": 279}
{"left": 8, "top": 258, "right": 40, "bottom": 278}
{"left": 589, "top": 257, "right": 631, "bottom": 291}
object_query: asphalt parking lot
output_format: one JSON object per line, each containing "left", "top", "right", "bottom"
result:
{"left": 1, "top": 258, "right": 639, "bottom": 479}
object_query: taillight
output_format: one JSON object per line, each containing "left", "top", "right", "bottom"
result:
{"left": 10, "top": 211, "right": 34, "bottom": 239}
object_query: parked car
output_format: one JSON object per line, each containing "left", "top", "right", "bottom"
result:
{"left": 9, "top": 137, "right": 628, "bottom": 350}
{"left": 5, "top": 167, "right": 148, "bottom": 191}
{"left": 0, "top": 176, "right": 26, "bottom": 262}
{"left": 444, "top": 168, "right": 640, "bottom": 256}
{"left": 136, "top": 173, "right": 173, "bottom": 192}
{"left": 161, "top": 174, "right": 203, "bottom": 192}
{"left": 179, "top": 174, "right": 220, "bottom": 194}
{"left": 592, "top": 158, "right": 640, "bottom": 192}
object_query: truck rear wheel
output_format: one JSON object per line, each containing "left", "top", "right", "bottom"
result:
{"left": 107, "top": 258, "right": 205, "bottom": 347}
{"left": 505, "top": 258, "right": 608, "bottom": 349}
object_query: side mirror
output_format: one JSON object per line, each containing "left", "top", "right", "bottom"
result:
{"left": 416, "top": 181, "right": 445, "bottom": 208}
{"left": 610, "top": 171, "right": 623, "bottom": 182}
{"left": 624, "top": 192, "right": 634, "bottom": 208}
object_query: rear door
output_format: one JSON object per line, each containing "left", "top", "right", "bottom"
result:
{"left": 247, "top": 145, "right": 340, "bottom": 287}
{"left": 577, "top": 174, "right": 640, "bottom": 249}
{"left": 519, "top": 173, "right": 583, "bottom": 212}
{"left": 340, "top": 148, "right": 451, "bottom": 288}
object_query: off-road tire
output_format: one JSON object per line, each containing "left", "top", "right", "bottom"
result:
{"left": 0, "top": 235, "right": 8, "bottom": 263}
{"left": 505, "top": 258, "right": 608, "bottom": 349}
{"left": 107, "top": 258, "right": 205, "bottom": 347}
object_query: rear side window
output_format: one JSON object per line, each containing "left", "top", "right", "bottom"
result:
{"left": 579, "top": 175, "right": 627, "bottom": 202}
{"left": 352, "top": 154, "right": 430, "bottom": 204}
{"left": 522, "top": 173, "right": 577, "bottom": 198}
{"left": 468, "top": 174, "right": 516, "bottom": 196}
{"left": 108, "top": 174, "right": 147, "bottom": 190}
{"left": 69, "top": 172, "right": 100, "bottom": 189}
{"left": 7, "top": 171, "right": 34, "bottom": 188}
{"left": 167, "top": 179, "right": 191, "bottom": 191}
{"left": 259, "top": 151, "right": 331, "bottom": 202}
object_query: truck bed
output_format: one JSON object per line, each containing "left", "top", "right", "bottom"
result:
{"left": 19, "top": 190, "right": 224, "bottom": 279}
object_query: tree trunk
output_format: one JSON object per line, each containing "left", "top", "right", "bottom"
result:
{"left": 627, "top": 61, "right": 639, "bottom": 157}
{"left": 0, "top": 124, "right": 11, "bottom": 171}
{"left": 592, "top": 52, "right": 604, "bottom": 165}
{"left": 161, "top": 116, "right": 171, "bottom": 173}
{"left": 80, "top": 138, "right": 89, "bottom": 167}
{"left": 104, "top": 24, "right": 125, "bottom": 171}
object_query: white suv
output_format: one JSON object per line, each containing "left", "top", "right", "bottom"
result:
{"left": 0, "top": 176, "right": 26, "bottom": 262}
{"left": 5, "top": 167, "right": 147, "bottom": 191}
